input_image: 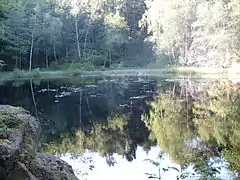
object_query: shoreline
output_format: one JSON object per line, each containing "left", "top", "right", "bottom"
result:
{"left": 0, "top": 67, "right": 238, "bottom": 82}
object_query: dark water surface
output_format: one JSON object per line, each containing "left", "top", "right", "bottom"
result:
{"left": 0, "top": 76, "right": 239, "bottom": 179}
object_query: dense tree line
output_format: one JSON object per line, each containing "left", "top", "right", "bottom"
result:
{"left": 141, "top": 0, "right": 240, "bottom": 67}
{"left": 1, "top": 0, "right": 240, "bottom": 71}
{"left": 0, "top": 0, "right": 154, "bottom": 71}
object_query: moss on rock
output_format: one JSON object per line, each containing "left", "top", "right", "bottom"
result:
{"left": 28, "top": 154, "right": 78, "bottom": 180}
{"left": 0, "top": 105, "right": 78, "bottom": 180}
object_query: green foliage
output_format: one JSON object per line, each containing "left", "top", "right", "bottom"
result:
{"left": 222, "top": 148, "right": 240, "bottom": 172}
{"left": 143, "top": 80, "right": 240, "bottom": 176}
{"left": 193, "top": 81, "right": 240, "bottom": 146}
{"left": 2, "top": 0, "right": 240, "bottom": 69}
{"left": 146, "top": 55, "right": 173, "bottom": 68}
{"left": 42, "top": 113, "right": 130, "bottom": 155}
{"left": 104, "top": 13, "right": 127, "bottom": 28}
{"left": 41, "top": 101, "right": 153, "bottom": 164}
{"left": 0, "top": 0, "right": 12, "bottom": 40}
{"left": 0, "top": 113, "right": 25, "bottom": 141}
{"left": 4, "top": 68, "right": 41, "bottom": 80}
{"left": 69, "top": 62, "right": 95, "bottom": 71}
{"left": 190, "top": 81, "right": 240, "bottom": 173}
{"left": 142, "top": 0, "right": 240, "bottom": 67}
{"left": 0, "top": 0, "right": 153, "bottom": 71}
{"left": 11, "top": 69, "right": 27, "bottom": 78}
{"left": 88, "top": 55, "right": 106, "bottom": 67}
{"left": 0, "top": 114, "right": 23, "bottom": 129}
{"left": 143, "top": 94, "right": 197, "bottom": 164}
{"left": 50, "top": 54, "right": 107, "bottom": 71}
{"left": 31, "top": 68, "right": 41, "bottom": 77}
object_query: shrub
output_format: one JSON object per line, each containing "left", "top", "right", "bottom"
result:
{"left": 31, "top": 68, "right": 41, "bottom": 77}
{"left": 82, "top": 62, "right": 95, "bottom": 71}
{"left": 11, "top": 68, "right": 25, "bottom": 78}
{"left": 146, "top": 54, "right": 175, "bottom": 68}
{"left": 69, "top": 62, "right": 95, "bottom": 71}
{"left": 90, "top": 55, "right": 106, "bottom": 67}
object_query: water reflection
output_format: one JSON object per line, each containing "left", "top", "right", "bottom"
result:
{"left": 0, "top": 77, "right": 239, "bottom": 179}
{"left": 61, "top": 147, "right": 235, "bottom": 180}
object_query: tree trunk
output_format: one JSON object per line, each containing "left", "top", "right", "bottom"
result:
{"left": 83, "top": 31, "right": 88, "bottom": 57}
{"left": 29, "top": 32, "right": 34, "bottom": 72}
{"left": 104, "top": 57, "right": 107, "bottom": 68}
{"left": 19, "top": 55, "right": 22, "bottom": 69}
{"left": 166, "top": 44, "right": 171, "bottom": 65}
{"left": 45, "top": 49, "right": 49, "bottom": 68}
{"left": 171, "top": 46, "right": 175, "bottom": 61}
{"left": 15, "top": 54, "right": 18, "bottom": 69}
{"left": 15, "top": 35, "right": 19, "bottom": 69}
{"left": 108, "top": 46, "right": 112, "bottom": 68}
{"left": 184, "top": 38, "right": 188, "bottom": 64}
{"left": 30, "top": 79, "right": 38, "bottom": 119}
{"left": 53, "top": 40, "right": 58, "bottom": 64}
{"left": 75, "top": 17, "right": 81, "bottom": 59}
{"left": 66, "top": 44, "right": 68, "bottom": 59}
{"left": 79, "top": 89, "right": 82, "bottom": 125}
{"left": 83, "top": 20, "right": 91, "bottom": 58}
{"left": 109, "top": 50, "right": 112, "bottom": 68}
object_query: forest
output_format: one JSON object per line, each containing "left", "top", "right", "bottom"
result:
{"left": 1, "top": 0, "right": 240, "bottom": 73}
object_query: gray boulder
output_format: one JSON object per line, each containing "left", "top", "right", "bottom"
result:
{"left": 0, "top": 105, "right": 78, "bottom": 180}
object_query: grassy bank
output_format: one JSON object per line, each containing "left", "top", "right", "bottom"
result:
{"left": 0, "top": 66, "right": 238, "bottom": 83}
{"left": 0, "top": 68, "right": 101, "bottom": 82}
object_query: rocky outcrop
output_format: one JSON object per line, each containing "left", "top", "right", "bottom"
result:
{"left": 28, "top": 154, "right": 78, "bottom": 180}
{"left": 0, "top": 105, "right": 78, "bottom": 180}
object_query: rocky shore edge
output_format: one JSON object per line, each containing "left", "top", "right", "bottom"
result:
{"left": 0, "top": 105, "right": 78, "bottom": 180}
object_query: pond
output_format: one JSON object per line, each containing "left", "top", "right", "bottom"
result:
{"left": 0, "top": 76, "right": 239, "bottom": 179}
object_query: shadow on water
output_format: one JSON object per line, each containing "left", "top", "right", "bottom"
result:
{"left": 0, "top": 76, "right": 239, "bottom": 179}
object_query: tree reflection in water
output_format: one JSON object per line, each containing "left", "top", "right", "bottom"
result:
{"left": 0, "top": 77, "right": 239, "bottom": 179}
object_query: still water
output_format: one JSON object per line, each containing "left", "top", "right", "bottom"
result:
{"left": 0, "top": 76, "right": 239, "bottom": 179}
